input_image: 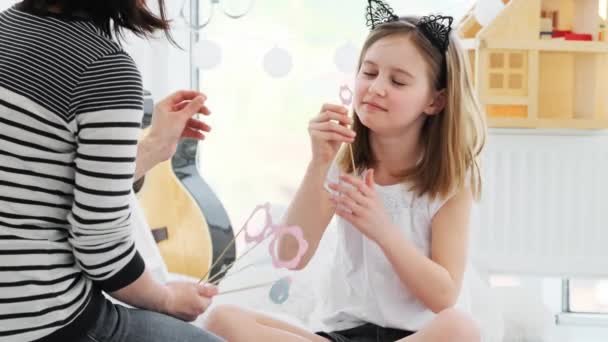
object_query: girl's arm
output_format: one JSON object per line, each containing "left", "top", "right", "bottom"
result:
{"left": 279, "top": 160, "right": 336, "bottom": 270}
{"left": 279, "top": 103, "right": 353, "bottom": 270}
{"left": 379, "top": 187, "right": 473, "bottom": 313}
{"left": 331, "top": 170, "right": 473, "bottom": 313}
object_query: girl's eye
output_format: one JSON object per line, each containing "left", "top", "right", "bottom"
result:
{"left": 392, "top": 80, "right": 406, "bottom": 86}
{"left": 362, "top": 72, "right": 376, "bottom": 77}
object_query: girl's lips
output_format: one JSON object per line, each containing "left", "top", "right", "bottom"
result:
{"left": 362, "top": 102, "right": 387, "bottom": 111}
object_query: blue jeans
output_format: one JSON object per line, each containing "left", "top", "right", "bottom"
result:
{"left": 76, "top": 297, "right": 224, "bottom": 342}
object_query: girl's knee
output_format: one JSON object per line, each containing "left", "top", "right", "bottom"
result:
{"left": 203, "top": 304, "right": 247, "bottom": 335}
{"left": 435, "top": 308, "right": 480, "bottom": 342}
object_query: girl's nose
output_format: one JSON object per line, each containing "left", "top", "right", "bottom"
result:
{"left": 368, "top": 79, "right": 387, "bottom": 97}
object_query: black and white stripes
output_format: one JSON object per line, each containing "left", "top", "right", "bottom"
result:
{"left": 1, "top": 5, "right": 146, "bottom": 341}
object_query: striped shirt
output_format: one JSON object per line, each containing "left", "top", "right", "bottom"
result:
{"left": 0, "top": 5, "right": 146, "bottom": 341}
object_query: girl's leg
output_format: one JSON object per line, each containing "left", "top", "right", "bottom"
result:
{"left": 203, "top": 304, "right": 330, "bottom": 342}
{"left": 399, "top": 308, "right": 480, "bottom": 342}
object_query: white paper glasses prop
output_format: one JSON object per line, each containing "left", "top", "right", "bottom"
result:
{"left": 200, "top": 203, "right": 308, "bottom": 304}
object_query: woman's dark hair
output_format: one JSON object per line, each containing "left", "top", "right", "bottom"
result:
{"left": 19, "top": 0, "right": 175, "bottom": 44}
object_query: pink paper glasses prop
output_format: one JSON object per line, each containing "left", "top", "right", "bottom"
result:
{"left": 242, "top": 203, "right": 309, "bottom": 270}
{"left": 201, "top": 203, "right": 309, "bottom": 304}
{"left": 340, "top": 84, "right": 353, "bottom": 106}
{"left": 339, "top": 84, "right": 357, "bottom": 175}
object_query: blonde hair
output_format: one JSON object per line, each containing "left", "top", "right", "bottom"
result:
{"left": 338, "top": 16, "right": 486, "bottom": 200}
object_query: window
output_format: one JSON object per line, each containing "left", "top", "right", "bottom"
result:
{"left": 188, "top": 0, "right": 474, "bottom": 227}
{"left": 564, "top": 279, "right": 608, "bottom": 314}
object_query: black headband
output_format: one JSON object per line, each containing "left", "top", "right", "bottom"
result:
{"left": 365, "top": 0, "right": 453, "bottom": 54}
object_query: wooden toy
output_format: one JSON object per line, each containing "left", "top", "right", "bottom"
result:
{"left": 458, "top": 0, "right": 608, "bottom": 129}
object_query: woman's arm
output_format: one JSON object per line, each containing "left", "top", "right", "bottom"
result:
{"left": 109, "top": 267, "right": 218, "bottom": 322}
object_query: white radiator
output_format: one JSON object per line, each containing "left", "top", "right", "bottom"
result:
{"left": 471, "top": 129, "right": 608, "bottom": 277}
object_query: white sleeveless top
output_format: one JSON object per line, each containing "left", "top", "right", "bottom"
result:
{"left": 317, "top": 161, "right": 472, "bottom": 332}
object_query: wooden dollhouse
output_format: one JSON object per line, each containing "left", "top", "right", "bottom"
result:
{"left": 459, "top": 0, "right": 608, "bottom": 129}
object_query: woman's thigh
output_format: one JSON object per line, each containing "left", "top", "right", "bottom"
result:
{"left": 80, "top": 299, "right": 223, "bottom": 342}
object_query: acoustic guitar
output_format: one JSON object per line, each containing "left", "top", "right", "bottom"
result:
{"left": 134, "top": 92, "right": 236, "bottom": 281}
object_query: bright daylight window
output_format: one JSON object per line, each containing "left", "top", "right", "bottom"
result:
{"left": 187, "top": 0, "right": 472, "bottom": 226}
{"left": 565, "top": 279, "right": 608, "bottom": 314}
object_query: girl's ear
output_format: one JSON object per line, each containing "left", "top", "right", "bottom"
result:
{"left": 424, "top": 89, "right": 447, "bottom": 116}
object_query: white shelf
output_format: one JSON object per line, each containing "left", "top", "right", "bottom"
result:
{"left": 480, "top": 39, "right": 608, "bottom": 53}
{"left": 488, "top": 117, "right": 608, "bottom": 129}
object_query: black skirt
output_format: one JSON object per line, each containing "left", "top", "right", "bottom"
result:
{"left": 316, "top": 323, "right": 415, "bottom": 342}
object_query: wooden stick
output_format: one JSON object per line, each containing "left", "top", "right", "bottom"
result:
{"left": 216, "top": 280, "right": 277, "bottom": 296}
{"left": 348, "top": 143, "right": 356, "bottom": 175}
{"left": 206, "top": 238, "right": 264, "bottom": 284}
{"left": 209, "top": 261, "right": 256, "bottom": 285}
{"left": 199, "top": 221, "right": 249, "bottom": 283}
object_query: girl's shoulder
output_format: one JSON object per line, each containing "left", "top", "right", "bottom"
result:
{"left": 426, "top": 168, "right": 476, "bottom": 219}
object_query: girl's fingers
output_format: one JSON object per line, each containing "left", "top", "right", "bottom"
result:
{"left": 320, "top": 103, "right": 348, "bottom": 114}
{"left": 339, "top": 175, "right": 374, "bottom": 197}
{"left": 310, "top": 121, "right": 355, "bottom": 138}
{"left": 334, "top": 205, "right": 357, "bottom": 223}
{"left": 330, "top": 193, "right": 363, "bottom": 214}
{"left": 312, "top": 111, "right": 353, "bottom": 126}
{"left": 328, "top": 183, "right": 368, "bottom": 206}
{"left": 309, "top": 121, "right": 355, "bottom": 142}
{"left": 310, "top": 130, "right": 354, "bottom": 144}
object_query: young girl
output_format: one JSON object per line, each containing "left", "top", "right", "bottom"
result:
{"left": 204, "top": 1, "right": 486, "bottom": 341}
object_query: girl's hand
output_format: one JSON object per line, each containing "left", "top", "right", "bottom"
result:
{"left": 308, "top": 103, "right": 355, "bottom": 165}
{"left": 328, "top": 169, "right": 394, "bottom": 244}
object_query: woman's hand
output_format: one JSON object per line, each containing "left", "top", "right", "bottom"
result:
{"left": 161, "top": 281, "right": 218, "bottom": 322}
{"left": 328, "top": 169, "right": 395, "bottom": 244}
{"left": 134, "top": 90, "right": 211, "bottom": 180}
{"left": 308, "top": 103, "right": 355, "bottom": 165}
{"left": 147, "top": 90, "right": 212, "bottom": 162}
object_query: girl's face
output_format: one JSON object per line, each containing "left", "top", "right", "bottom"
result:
{"left": 354, "top": 34, "right": 445, "bottom": 136}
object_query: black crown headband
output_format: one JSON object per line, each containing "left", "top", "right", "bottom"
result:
{"left": 365, "top": 0, "right": 454, "bottom": 54}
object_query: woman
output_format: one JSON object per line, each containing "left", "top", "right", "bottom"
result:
{"left": 0, "top": 1, "right": 222, "bottom": 341}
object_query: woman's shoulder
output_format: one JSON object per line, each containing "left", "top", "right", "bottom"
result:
{"left": 8, "top": 5, "right": 125, "bottom": 61}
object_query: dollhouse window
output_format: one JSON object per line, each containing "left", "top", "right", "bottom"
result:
{"left": 488, "top": 51, "right": 527, "bottom": 95}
